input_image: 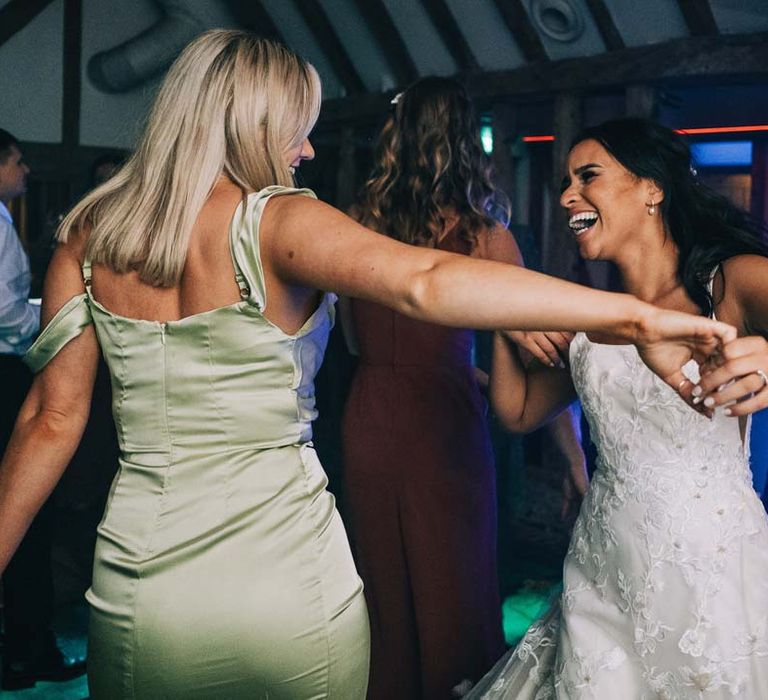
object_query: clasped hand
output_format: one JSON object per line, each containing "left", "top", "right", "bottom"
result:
{"left": 693, "top": 335, "right": 768, "bottom": 418}
{"left": 503, "top": 330, "right": 575, "bottom": 369}
{"left": 507, "top": 325, "right": 768, "bottom": 419}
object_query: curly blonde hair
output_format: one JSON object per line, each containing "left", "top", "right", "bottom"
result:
{"left": 358, "top": 77, "right": 509, "bottom": 249}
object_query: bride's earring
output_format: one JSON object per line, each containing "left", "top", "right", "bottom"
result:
{"left": 647, "top": 201, "right": 657, "bottom": 215}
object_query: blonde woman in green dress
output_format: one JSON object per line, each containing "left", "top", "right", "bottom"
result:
{"left": 0, "top": 31, "right": 738, "bottom": 699}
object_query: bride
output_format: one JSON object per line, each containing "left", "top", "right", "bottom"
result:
{"left": 475, "top": 118, "right": 768, "bottom": 699}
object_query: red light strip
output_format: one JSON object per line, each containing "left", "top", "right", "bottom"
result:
{"left": 676, "top": 125, "right": 768, "bottom": 135}
{"left": 522, "top": 125, "right": 768, "bottom": 142}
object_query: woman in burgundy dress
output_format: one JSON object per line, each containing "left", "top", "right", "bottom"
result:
{"left": 341, "top": 77, "right": 519, "bottom": 699}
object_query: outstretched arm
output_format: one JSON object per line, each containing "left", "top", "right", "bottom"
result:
{"left": 263, "top": 196, "right": 735, "bottom": 377}
{"left": 261, "top": 196, "right": 736, "bottom": 407}
{"left": 0, "top": 235, "right": 98, "bottom": 573}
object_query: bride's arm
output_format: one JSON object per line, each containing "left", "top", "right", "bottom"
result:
{"left": 695, "top": 255, "right": 768, "bottom": 415}
{"left": 489, "top": 331, "right": 577, "bottom": 433}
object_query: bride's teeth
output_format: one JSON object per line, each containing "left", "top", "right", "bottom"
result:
{"left": 568, "top": 212, "right": 598, "bottom": 233}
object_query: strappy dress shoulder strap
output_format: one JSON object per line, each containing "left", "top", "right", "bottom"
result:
{"left": 82, "top": 254, "right": 93, "bottom": 293}
{"left": 707, "top": 264, "right": 721, "bottom": 321}
{"left": 229, "top": 186, "right": 317, "bottom": 311}
{"left": 706, "top": 262, "right": 753, "bottom": 444}
{"left": 23, "top": 257, "right": 94, "bottom": 373}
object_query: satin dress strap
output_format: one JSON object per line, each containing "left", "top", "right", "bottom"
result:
{"left": 229, "top": 185, "right": 317, "bottom": 311}
{"left": 23, "top": 258, "right": 93, "bottom": 373}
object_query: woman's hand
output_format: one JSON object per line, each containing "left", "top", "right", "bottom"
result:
{"left": 693, "top": 335, "right": 768, "bottom": 417}
{"left": 632, "top": 306, "right": 737, "bottom": 405}
{"left": 503, "top": 330, "right": 574, "bottom": 369}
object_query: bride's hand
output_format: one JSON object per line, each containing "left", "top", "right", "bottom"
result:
{"left": 503, "top": 330, "right": 574, "bottom": 368}
{"left": 692, "top": 335, "right": 768, "bottom": 417}
{"left": 632, "top": 307, "right": 737, "bottom": 406}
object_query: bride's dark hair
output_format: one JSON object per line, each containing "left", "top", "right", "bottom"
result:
{"left": 572, "top": 118, "right": 768, "bottom": 317}
{"left": 357, "top": 76, "right": 509, "bottom": 249}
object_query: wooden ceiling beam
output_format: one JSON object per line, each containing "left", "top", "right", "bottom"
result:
{"left": 353, "top": 0, "right": 418, "bottom": 88}
{"left": 319, "top": 31, "right": 768, "bottom": 124}
{"left": 223, "top": 0, "right": 286, "bottom": 44}
{"left": 491, "top": 0, "right": 548, "bottom": 63}
{"left": 584, "top": 0, "right": 625, "bottom": 51}
{"left": 678, "top": 0, "right": 718, "bottom": 36}
{"left": 293, "top": 0, "right": 365, "bottom": 95}
{"left": 420, "top": 0, "right": 479, "bottom": 73}
{"left": 62, "top": 0, "right": 82, "bottom": 148}
{"left": 0, "top": 0, "right": 57, "bottom": 48}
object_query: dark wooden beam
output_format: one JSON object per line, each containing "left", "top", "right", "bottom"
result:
{"left": 319, "top": 31, "right": 768, "bottom": 124}
{"left": 224, "top": 0, "right": 286, "bottom": 44}
{"left": 678, "top": 0, "right": 718, "bottom": 36}
{"left": 19, "top": 142, "right": 128, "bottom": 182}
{"left": 420, "top": 0, "right": 479, "bottom": 73}
{"left": 491, "top": 0, "right": 548, "bottom": 63}
{"left": 292, "top": 0, "right": 365, "bottom": 95}
{"left": 62, "top": 0, "right": 82, "bottom": 148}
{"left": 353, "top": 0, "right": 418, "bottom": 87}
{"left": 545, "top": 92, "right": 582, "bottom": 279}
{"left": 335, "top": 126, "right": 357, "bottom": 210}
{"left": 0, "top": 0, "right": 57, "bottom": 48}
{"left": 584, "top": 0, "right": 625, "bottom": 51}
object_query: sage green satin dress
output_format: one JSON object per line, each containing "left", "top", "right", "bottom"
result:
{"left": 25, "top": 186, "right": 370, "bottom": 699}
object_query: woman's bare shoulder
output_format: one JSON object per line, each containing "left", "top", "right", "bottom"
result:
{"left": 718, "top": 254, "right": 768, "bottom": 331}
{"left": 720, "top": 254, "right": 768, "bottom": 298}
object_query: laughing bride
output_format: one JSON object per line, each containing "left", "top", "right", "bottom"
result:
{"left": 471, "top": 119, "right": 768, "bottom": 699}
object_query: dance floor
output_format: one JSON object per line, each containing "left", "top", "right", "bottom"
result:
{"left": 1, "top": 603, "right": 88, "bottom": 699}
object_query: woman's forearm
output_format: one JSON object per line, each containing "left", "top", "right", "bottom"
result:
{"left": 408, "top": 253, "right": 647, "bottom": 338}
{"left": 268, "top": 198, "right": 650, "bottom": 339}
{"left": 490, "top": 332, "right": 576, "bottom": 433}
{"left": 489, "top": 332, "right": 529, "bottom": 430}
{"left": 0, "top": 402, "right": 87, "bottom": 573}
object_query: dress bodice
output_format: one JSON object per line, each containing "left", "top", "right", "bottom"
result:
{"left": 351, "top": 298, "right": 474, "bottom": 369}
{"left": 351, "top": 228, "right": 474, "bottom": 369}
{"left": 25, "top": 186, "right": 335, "bottom": 457}
{"left": 569, "top": 333, "right": 751, "bottom": 486}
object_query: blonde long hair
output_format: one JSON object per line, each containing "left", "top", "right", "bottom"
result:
{"left": 358, "top": 77, "right": 509, "bottom": 250}
{"left": 59, "top": 30, "right": 321, "bottom": 286}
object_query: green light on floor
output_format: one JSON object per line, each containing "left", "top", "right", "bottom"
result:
{"left": 501, "top": 582, "right": 561, "bottom": 645}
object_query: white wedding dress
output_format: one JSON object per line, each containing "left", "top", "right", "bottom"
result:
{"left": 468, "top": 333, "right": 768, "bottom": 699}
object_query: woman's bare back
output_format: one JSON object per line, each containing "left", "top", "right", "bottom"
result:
{"left": 90, "top": 180, "right": 320, "bottom": 335}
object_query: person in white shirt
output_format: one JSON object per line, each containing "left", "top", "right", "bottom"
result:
{"left": 0, "top": 132, "right": 38, "bottom": 355}
{"left": 0, "top": 128, "right": 85, "bottom": 690}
